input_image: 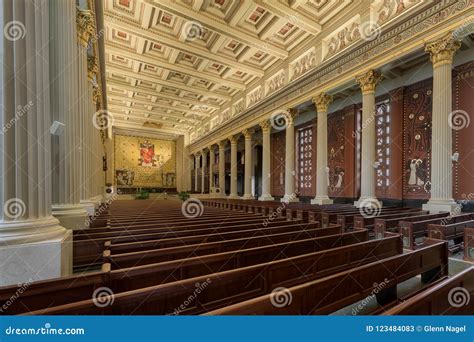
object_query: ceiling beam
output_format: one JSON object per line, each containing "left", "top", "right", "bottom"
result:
{"left": 106, "top": 80, "right": 221, "bottom": 110}
{"left": 104, "top": 13, "right": 265, "bottom": 77}
{"left": 108, "top": 105, "right": 198, "bottom": 125}
{"left": 106, "top": 44, "right": 246, "bottom": 90}
{"left": 106, "top": 66, "right": 233, "bottom": 101}
{"left": 113, "top": 120, "right": 189, "bottom": 135}
{"left": 144, "top": 0, "right": 289, "bottom": 59}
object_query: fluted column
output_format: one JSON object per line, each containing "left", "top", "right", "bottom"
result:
{"left": 423, "top": 34, "right": 462, "bottom": 214}
{"left": 201, "top": 149, "right": 208, "bottom": 194}
{"left": 354, "top": 70, "right": 383, "bottom": 208}
{"left": 50, "top": 0, "right": 88, "bottom": 230}
{"left": 282, "top": 109, "right": 299, "bottom": 203}
{"left": 77, "top": 8, "right": 96, "bottom": 215}
{"left": 209, "top": 145, "right": 215, "bottom": 194}
{"left": 218, "top": 140, "right": 227, "bottom": 197}
{"left": 194, "top": 153, "right": 200, "bottom": 192}
{"left": 259, "top": 120, "right": 274, "bottom": 201}
{"left": 0, "top": 0, "right": 72, "bottom": 286}
{"left": 242, "top": 128, "right": 254, "bottom": 200}
{"left": 229, "top": 135, "right": 239, "bottom": 199}
{"left": 311, "top": 93, "right": 334, "bottom": 205}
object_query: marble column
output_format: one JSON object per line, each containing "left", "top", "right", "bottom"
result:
{"left": 259, "top": 120, "right": 274, "bottom": 201}
{"left": 50, "top": 0, "right": 88, "bottom": 230}
{"left": 229, "top": 135, "right": 239, "bottom": 199}
{"left": 242, "top": 128, "right": 254, "bottom": 200}
{"left": 311, "top": 93, "right": 334, "bottom": 205}
{"left": 77, "top": 8, "right": 96, "bottom": 216}
{"left": 209, "top": 145, "right": 215, "bottom": 194}
{"left": 354, "top": 70, "right": 383, "bottom": 208}
{"left": 218, "top": 140, "right": 227, "bottom": 197}
{"left": 282, "top": 109, "right": 299, "bottom": 203}
{"left": 201, "top": 149, "right": 208, "bottom": 194}
{"left": 0, "top": 0, "right": 72, "bottom": 286}
{"left": 423, "top": 34, "right": 462, "bottom": 214}
{"left": 194, "top": 153, "right": 200, "bottom": 192}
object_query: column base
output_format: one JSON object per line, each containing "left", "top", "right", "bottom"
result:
{"left": 241, "top": 194, "right": 254, "bottom": 200}
{"left": 0, "top": 217, "right": 72, "bottom": 287}
{"left": 422, "top": 200, "right": 461, "bottom": 215}
{"left": 311, "top": 196, "right": 333, "bottom": 205}
{"left": 80, "top": 200, "right": 96, "bottom": 216}
{"left": 258, "top": 194, "right": 275, "bottom": 201}
{"left": 281, "top": 194, "right": 299, "bottom": 203}
{"left": 52, "top": 204, "right": 88, "bottom": 230}
{"left": 354, "top": 197, "right": 383, "bottom": 208}
{"left": 228, "top": 194, "right": 240, "bottom": 199}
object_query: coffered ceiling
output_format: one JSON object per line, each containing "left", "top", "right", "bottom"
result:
{"left": 103, "top": 0, "right": 353, "bottom": 135}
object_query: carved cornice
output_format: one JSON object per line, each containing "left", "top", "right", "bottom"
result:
{"left": 88, "top": 56, "right": 99, "bottom": 80}
{"left": 188, "top": 0, "right": 471, "bottom": 153}
{"left": 425, "top": 33, "right": 461, "bottom": 67}
{"left": 76, "top": 8, "right": 96, "bottom": 47}
{"left": 312, "top": 93, "right": 333, "bottom": 113}
{"left": 355, "top": 70, "right": 383, "bottom": 94}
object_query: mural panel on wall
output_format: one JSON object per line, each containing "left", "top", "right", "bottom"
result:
{"left": 296, "top": 121, "right": 316, "bottom": 197}
{"left": 114, "top": 134, "right": 176, "bottom": 187}
{"left": 403, "top": 79, "right": 432, "bottom": 199}
{"left": 271, "top": 131, "right": 286, "bottom": 197}
{"left": 327, "top": 109, "right": 346, "bottom": 197}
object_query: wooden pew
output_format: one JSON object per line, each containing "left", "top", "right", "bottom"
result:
{"left": 428, "top": 220, "right": 474, "bottom": 252}
{"left": 374, "top": 212, "right": 452, "bottom": 240}
{"left": 205, "top": 239, "right": 448, "bottom": 315}
{"left": 337, "top": 207, "right": 418, "bottom": 230}
{"left": 383, "top": 267, "right": 474, "bottom": 315}
{"left": 352, "top": 209, "right": 426, "bottom": 231}
{"left": 23, "top": 235, "right": 402, "bottom": 315}
{"left": 399, "top": 213, "right": 471, "bottom": 249}
{"left": 464, "top": 228, "right": 474, "bottom": 262}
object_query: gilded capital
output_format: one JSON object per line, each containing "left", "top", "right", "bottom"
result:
{"left": 242, "top": 128, "right": 255, "bottom": 139}
{"left": 88, "top": 56, "right": 99, "bottom": 80}
{"left": 425, "top": 33, "right": 461, "bottom": 68}
{"left": 229, "top": 135, "right": 239, "bottom": 144}
{"left": 259, "top": 119, "right": 271, "bottom": 132}
{"left": 93, "top": 84, "right": 102, "bottom": 105}
{"left": 286, "top": 108, "right": 298, "bottom": 125}
{"left": 312, "top": 93, "right": 333, "bottom": 113}
{"left": 76, "top": 8, "right": 96, "bottom": 47}
{"left": 356, "top": 70, "right": 383, "bottom": 94}
{"left": 218, "top": 140, "right": 227, "bottom": 149}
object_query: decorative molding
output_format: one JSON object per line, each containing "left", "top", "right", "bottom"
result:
{"left": 87, "top": 56, "right": 99, "bottom": 80}
{"left": 76, "top": 8, "right": 96, "bottom": 47}
{"left": 355, "top": 70, "right": 384, "bottom": 94}
{"left": 313, "top": 93, "right": 333, "bottom": 113}
{"left": 259, "top": 119, "right": 271, "bottom": 132}
{"left": 425, "top": 32, "right": 462, "bottom": 67}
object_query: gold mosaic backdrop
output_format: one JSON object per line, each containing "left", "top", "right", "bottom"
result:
{"left": 114, "top": 134, "right": 176, "bottom": 187}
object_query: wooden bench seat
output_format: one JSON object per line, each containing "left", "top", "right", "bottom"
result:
{"left": 205, "top": 239, "right": 448, "bottom": 315}
{"left": 353, "top": 209, "right": 426, "bottom": 230}
{"left": 428, "top": 219, "right": 474, "bottom": 251}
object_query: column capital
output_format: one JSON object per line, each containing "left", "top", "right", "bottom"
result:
{"left": 285, "top": 108, "right": 298, "bottom": 126}
{"left": 229, "top": 135, "right": 239, "bottom": 144}
{"left": 355, "top": 70, "right": 383, "bottom": 94}
{"left": 76, "top": 8, "right": 96, "bottom": 48}
{"left": 312, "top": 93, "right": 333, "bottom": 113}
{"left": 242, "top": 128, "right": 255, "bottom": 139}
{"left": 87, "top": 56, "right": 99, "bottom": 80}
{"left": 92, "top": 84, "right": 102, "bottom": 105}
{"left": 218, "top": 140, "right": 227, "bottom": 149}
{"left": 259, "top": 119, "right": 271, "bottom": 132}
{"left": 425, "top": 33, "right": 461, "bottom": 68}
{"left": 201, "top": 149, "right": 208, "bottom": 156}
{"left": 195, "top": 151, "right": 201, "bottom": 157}
{"left": 208, "top": 144, "right": 216, "bottom": 152}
